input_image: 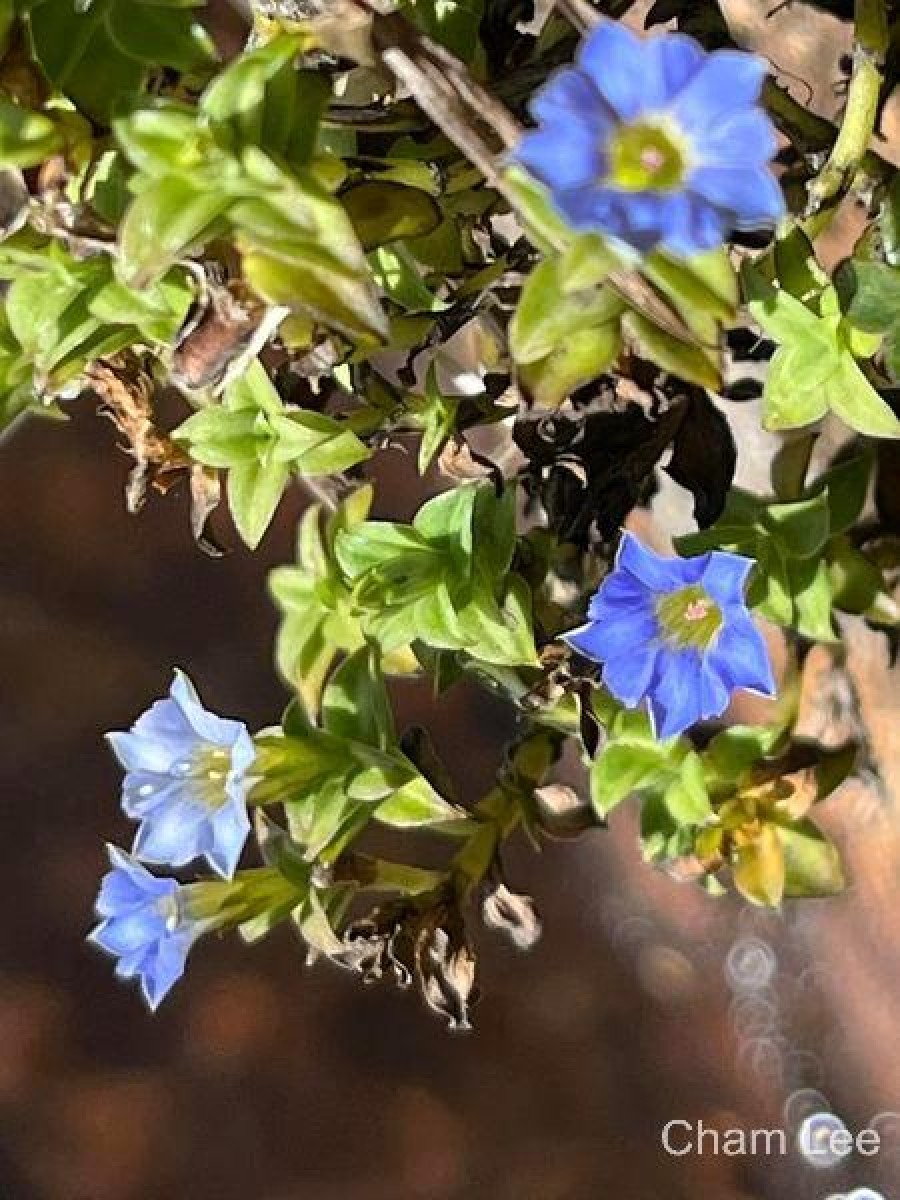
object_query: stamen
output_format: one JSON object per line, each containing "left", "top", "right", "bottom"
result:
{"left": 640, "top": 146, "right": 665, "bottom": 172}
{"left": 684, "top": 599, "right": 710, "bottom": 623}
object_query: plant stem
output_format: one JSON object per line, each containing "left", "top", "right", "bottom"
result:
{"left": 806, "top": 0, "right": 889, "bottom": 215}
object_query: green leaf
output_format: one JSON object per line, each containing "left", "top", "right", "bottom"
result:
{"left": 519, "top": 322, "right": 622, "bottom": 409}
{"left": 644, "top": 246, "right": 737, "bottom": 342}
{"left": 764, "top": 492, "right": 831, "bottom": 558}
{"left": 269, "top": 489, "right": 375, "bottom": 712}
{"left": 227, "top": 456, "right": 290, "bottom": 549}
{"left": 416, "top": 364, "right": 459, "bottom": 472}
{"left": 510, "top": 256, "right": 623, "bottom": 365}
{"left": 321, "top": 646, "right": 395, "bottom": 749}
{"left": 25, "top": 0, "right": 216, "bottom": 124}
{"left": 731, "top": 824, "right": 785, "bottom": 908}
{"left": 812, "top": 453, "right": 872, "bottom": 533}
{"left": 663, "top": 752, "right": 712, "bottom": 826}
{"left": 743, "top": 264, "right": 900, "bottom": 438}
{"left": 175, "top": 406, "right": 265, "bottom": 467}
{"left": 375, "top": 773, "right": 465, "bottom": 828}
{"left": 404, "top": 0, "right": 484, "bottom": 62}
{"left": 590, "top": 738, "right": 668, "bottom": 816}
{"left": 622, "top": 310, "right": 721, "bottom": 390}
{"left": 268, "top": 410, "right": 370, "bottom": 475}
{"left": 777, "top": 819, "right": 845, "bottom": 898}
{"left": 119, "top": 175, "right": 229, "bottom": 286}
{"left": 0, "top": 98, "right": 61, "bottom": 167}
{"left": 342, "top": 181, "right": 442, "bottom": 250}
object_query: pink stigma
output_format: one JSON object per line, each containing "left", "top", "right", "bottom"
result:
{"left": 640, "top": 147, "right": 665, "bottom": 172}
{"left": 684, "top": 599, "right": 710, "bottom": 623}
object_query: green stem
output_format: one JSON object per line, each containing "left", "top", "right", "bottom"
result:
{"left": 805, "top": 0, "right": 889, "bottom": 216}
{"left": 451, "top": 728, "right": 562, "bottom": 894}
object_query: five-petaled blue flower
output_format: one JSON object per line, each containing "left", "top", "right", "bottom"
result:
{"left": 514, "top": 21, "right": 784, "bottom": 256}
{"left": 564, "top": 533, "right": 775, "bottom": 738}
{"left": 89, "top": 846, "right": 200, "bottom": 1010}
{"left": 108, "top": 670, "right": 255, "bottom": 879}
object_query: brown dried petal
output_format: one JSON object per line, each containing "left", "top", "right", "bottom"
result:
{"left": 480, "top": 881, "right": 541, "bottom": 951}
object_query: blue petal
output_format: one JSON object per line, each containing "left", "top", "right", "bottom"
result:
{"left": 646, "top": 32, "right": 706, "bottom": 102}
{"left": 658, "top": 193, "right": 727, "bottom": 256}
{"left": 697, "top": 108, "right": 778, "bottom": 166}
{"left": 529, "top": 68, "right": 613, "bottom": 128}
{"left": 107, "top": 730, "right": 186, "bottom": 775}
{"left": 647, "top": 649, "right": 705, "bottom": 738}
{"left": 671, "top": 50, "right": 768, "bottom": 132}
{"left": 564, "top": 604, "right": 658, "bottom": 664}
{"left": 206, "top": 800, "right": 251, "bottom": 879}
{"left": 618, "top": 532, "right": 702, "bottom": 592}
{"left": 96, "top": 847, "right": 174, "bottom": 914}
{"left": 689, "top": 166, "right": 785, "bottom": 227}
{"left": 230, "top": 731, "right": 257, "bottom": 781}
{"left": 707, "top": 616, "right": 775, "bottom": 695}
{"left": 140, "top": 933, "right": 193, "bottom": 1011}
{"left": 95, "top": 868, "right": 154, "bottom": 917}
{"left": 130, "top": 694, "right": 195, "bottom": 745}
{"left": 515, "top": 126, "right": 604, "bottom": 191}
{"left": 133, "top": 800, "right": 208, "bottom": 868}
{"left": 171, "top": 670, "right": 244, "bottom": 747}
{"left": 121, "top": 775, "right": 183, "bottom": 819}
{"left": 90, "top": 910, "right": 165, "bottom": 958}
{"left": 601, "top": 644, "right": 659, "bottom": 708}
{"left": 586, "top": 571, "right": 649, "bottom": 620}
{"left": 554, "top": 185, "right": 620, "bottom": 234}
{"left": 578, "top": 21, "right": 651, "bottom": 119}
{"left": 701, "top": 551, "right": 754, "bottom": 608}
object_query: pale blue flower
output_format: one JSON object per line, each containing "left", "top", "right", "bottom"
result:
{"left": 108, "top": 670, "right": 255, "bottom": 879}
{"left": 514, "top": 21, "right": 784, "bottom": 255}
{"left": 565, "top": 533, "right": 775, "bottom": 737}
{"left": 89, "top": 846, "right": 199, "bottom": 1010}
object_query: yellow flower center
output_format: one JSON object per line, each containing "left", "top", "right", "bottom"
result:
{"left": 607, "top": 120, "right": 688, "bottom": 192}
{"left": 656, "top": 585, "right": 723, "bottom": 649}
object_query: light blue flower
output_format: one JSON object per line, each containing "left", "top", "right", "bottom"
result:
{"left": 565, "top": 532, "right": 775, "bottom": 738}
{"left": 107, "top": 670, "right": 255, "bottom": 879}
{"left": 89, "top": 846, "right": 200, "bottom": 1010}
{"left": 514, "top": 21, "right": 784, "bottom": 256}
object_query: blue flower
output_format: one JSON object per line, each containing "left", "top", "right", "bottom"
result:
{"left": 564, "top": 532, "right": 775, "bottom": 738}
{"left": 107, "top": 670, "right": 255, "bottom": 879}
{"left": 89, "top": 846, "right": 200, "bottom": 1010}
{"left": 514, "top": 21, "right": 784, "bottom": 256}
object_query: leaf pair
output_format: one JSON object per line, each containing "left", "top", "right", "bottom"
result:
{"left": 174, "top": 359, "right": 370, "bottom": 548}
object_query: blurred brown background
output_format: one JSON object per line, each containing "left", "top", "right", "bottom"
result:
{"left": 0, "top": 2, "right": 898, "bottom": 1198}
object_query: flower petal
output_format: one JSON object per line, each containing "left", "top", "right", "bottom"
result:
{"left": 697, "top": 108, "right": 779, "bottom": 166}
{"left": 140, "top": 934, "right": 193, "bottom": 1011}
{"left": 564, "top": 603, "right": 658, "bottom": 664}
{"left": 578, "top": 21, "right": 651, "bottom": 119}
{"left": 586, "top": 571, "right": 650, "bottom": 620}
{"left": 529, "top": 68, "right": 613, "bottom": 128}
{"left": 689, "top": 165, "right": 785, "bottom": 227}
{"left": 133, "top": 800, "right": 208, "bottom": 869}
{"left": 658, "top": 192, "right": 727, "bottom": 256}
{"left": 707, "top": 617, "right": 775, "bottom": 695}
{"left": 107, "top": 731, "right": 185, "bottom": 775}
{"left": 171, "top": 669, "right": 245, "bottom": 747}
{"left": 701, "top": 550, "right": 754, "bottom": 608}
{"left": 90, "top": 909, "right": 166, "bottom": 958}
{"left": 515, "top": 125, "right": 604, "bottom": 191}
{"left": 206, "top": 800, "right": 251, "bottom": 879}
{"left": 601, "top": 644, "right": 659, "bottom": 708}
{"left": 646, "top": 649, "right": 705, "bottom": 738}
{"left": 647, "top": 32, "right": 706, "bottom": 102}
{"left": 618, "top": 531, "right": 703, "bottom": 592}
{"left": 670, "top": 50, "right": 768, "bottom": 131}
